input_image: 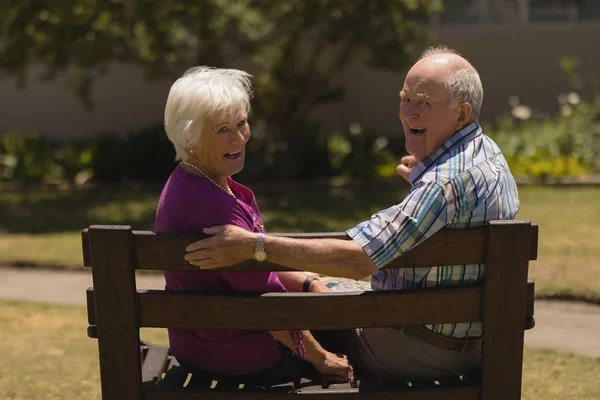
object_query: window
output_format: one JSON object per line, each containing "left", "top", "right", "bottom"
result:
{"left": 438, "top": 0, "right": 482, "bottom": 25}
{"left": 529, "top": 0, "right": 580, "bottom": 21}
{"left": 433, "top": 0, "right": 599, "bottom": 25}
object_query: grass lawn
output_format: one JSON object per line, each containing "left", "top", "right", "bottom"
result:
{"left": 1, "top": 300, "right": 599, "bottom": 400}
{"left": 0, "top": 183, "right": 599, "bottom": 299}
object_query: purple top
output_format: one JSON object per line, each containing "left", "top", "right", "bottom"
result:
{"left": 155, "top": 165, "right": 287, "bottom": 375}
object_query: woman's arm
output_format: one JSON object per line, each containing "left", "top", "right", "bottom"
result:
{"left": 270, "top": 273, "right": 351, "bottom": 381}
{"left": 276, "top": 272, "right": 332, "bottom": 293}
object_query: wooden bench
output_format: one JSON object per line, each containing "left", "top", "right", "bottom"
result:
{"left": 82, "top": 219, "right": 538, "bottom": 399}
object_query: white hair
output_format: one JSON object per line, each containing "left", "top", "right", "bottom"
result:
{"left": 420, "top": 46, "right": 484, "bottom": 120}
{"left": 164, "top": 66, "right": 253, "bottom": 161}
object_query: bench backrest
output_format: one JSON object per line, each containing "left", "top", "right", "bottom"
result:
{"left": 82, "top": 220, "right": 538, "bottom": 400}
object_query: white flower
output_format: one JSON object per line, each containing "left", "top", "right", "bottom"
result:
{"left": 557, "top": 93, "right": 568, "bottom": 105}
{"left": 512, "top": 105, "right": 532, "bottom": 120}
{"left": 561, "top": 104, "right": 573, "bottom": 116}
{"left": 349, "top": 123, "right": 362, "bottom": 135}
{"left": 508, "top": 96, "right": 520, "bottom": 107}
{"left": 567, "top": 92, "right": 581, "bottom": 105}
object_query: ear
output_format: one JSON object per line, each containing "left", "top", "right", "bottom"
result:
{"left": 455, "top": 102, "right": 473, "bottom": 130}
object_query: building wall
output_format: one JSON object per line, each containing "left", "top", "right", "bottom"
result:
{"left": 0, "top": 64, "right": 171, "bottom": 140}
{"left": 1, "top": 23, "right": 599, "bottom": 140}
{"left": 330, "top": 23, "right": 600, "bottom": 136}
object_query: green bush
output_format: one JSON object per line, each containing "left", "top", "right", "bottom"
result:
{"left": 0, "top": 123, "right": 405, "bottom": 185}
{"left": 235, "top": 119, "right": 404, "bottom": 183}
{"left": 51, "top": 143, "right": 94, "bottom": 185}
{"left": 91, "top": 124, "right": 175, "bottom": 183}
{"left": 0, "top": 132, "right": 51, "bottom": 182}
{"left": 327, "top": 123, "right": 399, "bottom": 179}
{"left": 0, "top": 132, "right": 93, "bottom": 185}
{"left": 487, "top": 92, "right": 600, "bottom": 180}
{"left": 0, "top": 125, "right": 176, "bottom": 185}
{"left": 234, "top": 119, "right": 336, "bottom": 183}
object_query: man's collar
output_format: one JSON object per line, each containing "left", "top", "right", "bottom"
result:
{"left": 409, "top": 121, "right": 482, "bottom": 184}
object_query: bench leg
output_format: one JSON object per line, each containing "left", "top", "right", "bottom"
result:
{"left": 90, "top": 226, "right": 143, "bottom": 400}
{"left": 481, "top": 221, "right": 531, "bottom": 400}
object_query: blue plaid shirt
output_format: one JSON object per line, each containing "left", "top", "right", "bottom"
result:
{"left": 347, "top": 121, "right": 519, "bottom": 338}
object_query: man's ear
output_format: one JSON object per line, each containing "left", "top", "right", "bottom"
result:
{"left": 456, "top": 102, "right": 473, "bottom": 129}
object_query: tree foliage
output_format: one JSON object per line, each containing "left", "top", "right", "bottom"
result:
{"left": 0, "top": 0, "right": 439, "bottom": 179}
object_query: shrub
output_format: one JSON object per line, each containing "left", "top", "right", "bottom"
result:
{"left": 0, "top": 125, "right": 175, "bottom": 185}
{"left": 0, "top": 132, "right": 93, "bottom": 185}
{"left": 91, "top": 124, "right": 175, "bottom": 183}
{"left": 487, "top": 92, "right": 600, "bottom": 180}
{"left": 0, "top": 132, "right": 52, "bottom": 182}
{"left": 327, "top": 123, "right": 399, "bottom": 180}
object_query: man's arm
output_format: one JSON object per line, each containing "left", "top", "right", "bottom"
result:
{"left": 266, "top": 235, "right": 376, "bottom": 280}
{"left": 184, "top": 226, "right": 377, "bottom": 280}
{"left": 185, "top": 182, "right": 451, "bottom": 278}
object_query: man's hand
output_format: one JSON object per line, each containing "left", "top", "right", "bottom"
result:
{"left": 315, "top": 352, "right": 356, "bottom": 387}
{"left": 185, "top": 225, "right": 255, "bottom": 268}
{"left": 396, "top": 155, "right": 419, "bottom": 183}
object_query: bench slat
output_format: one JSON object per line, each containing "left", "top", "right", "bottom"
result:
{"left": 155, "top": 364, "right": 188, "bottom": 391}
{"left": 137, "top": 288, "right": 481, "bottom": 330}
{"left": 86, "top": 281, "right": 536, "bottom": 329}
{"left": 132, "top": 227, "right": 486, "bottom": 271}
{"left": 81, "top": 223, "right": 538, "bottom": 270}
{"left": 144, "top": 385, "right": 479, "bottom": 399}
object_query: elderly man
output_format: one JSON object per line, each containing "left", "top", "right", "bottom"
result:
{"left": 184, "top": 45, "right": 520, "bottom": 380}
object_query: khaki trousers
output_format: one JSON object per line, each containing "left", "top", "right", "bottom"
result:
{"left": 342, "top": 327, "right": 481, "bottom": 381}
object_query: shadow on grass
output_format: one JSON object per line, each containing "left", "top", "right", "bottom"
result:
{"left": 0, "top": 185, "right": 163, "bottom": 234}
{"left": 252, "top": 181, "right": 411, "bottom": 232}
{"left": 0, "top": 181, "right": 412, "bottom": 234}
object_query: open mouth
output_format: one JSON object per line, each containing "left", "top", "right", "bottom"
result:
{"left": 409, "top": 127, "right": 427, "bottom": 136}
{"left": 224, "top": 150, "right": 242, "bottom": 159}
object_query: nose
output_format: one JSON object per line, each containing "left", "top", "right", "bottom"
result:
{"left": 400, "top": 102, "right": 419, "bottom": 120}
{"left": 231, "top": 126, "right": 249, "bottom": 145}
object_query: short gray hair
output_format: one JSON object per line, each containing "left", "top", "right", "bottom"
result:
{"left": 164, "top": 66, "right": 253, "bottom": 161}
{"left": 420, "top": 45, "right": 484, "bottom": 120}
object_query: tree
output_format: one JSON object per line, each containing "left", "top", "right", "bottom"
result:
{"left": 0, "top": 0, "right": 440, "bottom": 180}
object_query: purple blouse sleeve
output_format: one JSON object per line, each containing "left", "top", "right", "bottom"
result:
{"left": 173, "top": 191, "right": 286, "bottom": 294}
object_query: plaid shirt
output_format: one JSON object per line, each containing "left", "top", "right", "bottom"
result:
{"left": 347, "top": 121, "right": 519, "bottom": 338}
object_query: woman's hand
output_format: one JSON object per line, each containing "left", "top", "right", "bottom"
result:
{"left": 314, "top": 352, "right": 356, "bottom": 387}
{"left": 308, "top": 278, "right": 334, "bottom": 293}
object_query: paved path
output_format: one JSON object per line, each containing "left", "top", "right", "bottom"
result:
{"left": 2, "top": 267, "right": 599, "bottom": 358}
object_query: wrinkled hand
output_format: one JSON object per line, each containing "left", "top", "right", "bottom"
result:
{"left": 396, "top": 155, "right": 419, "bottom": 183}
{"left": 315, "top": 352, "right": 356, "bottom": 387}
{"left": 184, "top": 225, "right": 255, "bottom": 269}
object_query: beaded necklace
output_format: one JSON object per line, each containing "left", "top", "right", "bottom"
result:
{"left": 181, "top": 162, "right": 236, "bottom": 199}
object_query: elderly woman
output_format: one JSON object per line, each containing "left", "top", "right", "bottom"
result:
{"left": 155, "top": 67, "right": 353, "bottom": 385}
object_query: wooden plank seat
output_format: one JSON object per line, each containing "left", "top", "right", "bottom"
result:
{"left": 143, "top": 355, "right": 482, "bottom": 399}
{"left": 82, "top": 220, "right": 538, "bottom": 400}
{"left": 135, "top": 341, "right": 481, "bottom": 399}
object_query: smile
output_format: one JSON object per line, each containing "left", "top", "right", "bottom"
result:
{"left": 224, "top": 151, "right": 241, "bottom": 159}
{"left": 409, "top": 128, "right": 427, "bottom": 136}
